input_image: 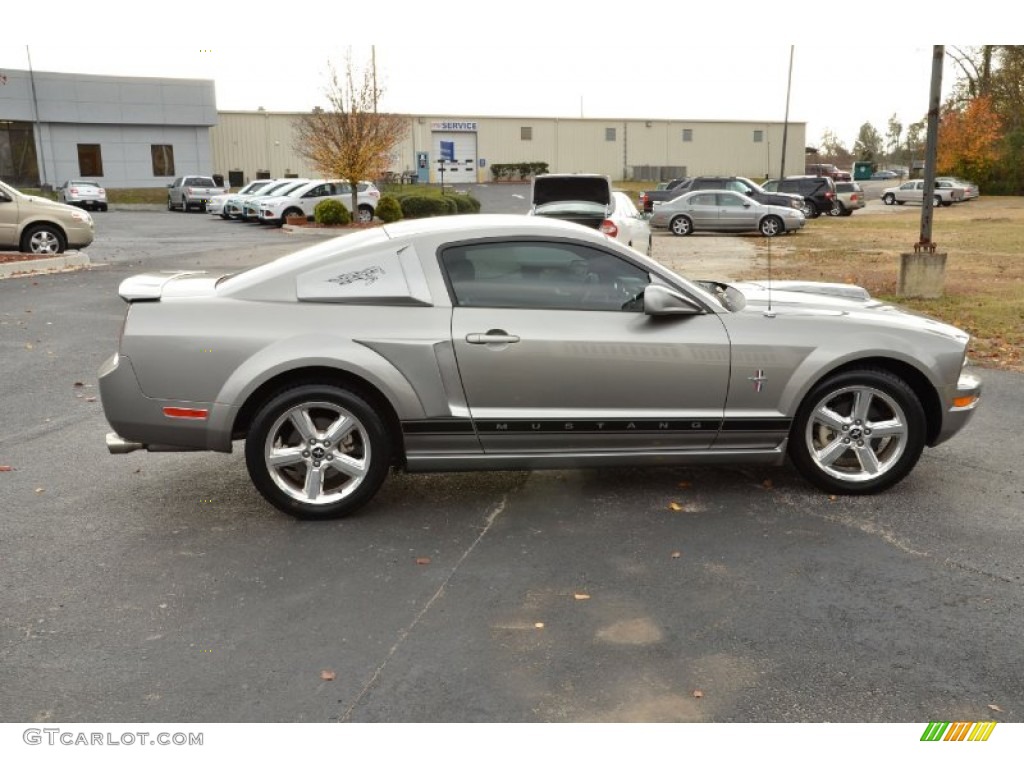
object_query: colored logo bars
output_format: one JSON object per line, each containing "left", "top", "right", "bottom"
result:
{"left": 921, "top": 722, "right": 997, "bottom": 742}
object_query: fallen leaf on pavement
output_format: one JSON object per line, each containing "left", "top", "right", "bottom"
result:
{"left": 415, "top": 556, "right": 431, "bottom": 565}
{"left": 988, "top": 703, "right": 1004, "bottom": 712}
{"left": 574, "top": 593, "right": 590, "bottom": 601}
{"left": 73, "top": 381, "right": 84, "bottom": 387}
{"left": 534, "top": 622, "right": 544, "bottom": 629}
{"left": 35, "top": 488, "right": 45, "bottom": 494}
{"left": 84, "top": 396, "right": 97, "bottom": 403}
{"left": 0, "top": 466, "right": 13, "bottom": 472}
{"left": 25, "top": 343, "right": 33, "bottom": 350}
{"left": 668, "top": 502, "right": 683, "bottom": 511}
{"left": 320, "top": 670, "right": 336, "bottom": 681}
{"left": 828, "top": 495, "right": 837, "bottom": 501}
{"left": 671, "top": 551, "right": 681, "bottom": 559}
{"left": 692, "top": 689, "right": 704, "bottom": 699}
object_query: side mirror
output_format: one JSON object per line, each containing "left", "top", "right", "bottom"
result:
{"left": 643, "top": 284, "right": 703, "bottom": 316}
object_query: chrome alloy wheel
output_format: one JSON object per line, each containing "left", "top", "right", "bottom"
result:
{"left": 804, "top": 385, "right": 908, "bottom": 483}
{"left": 263, "top": 401, "right": 370, "bottom": 505}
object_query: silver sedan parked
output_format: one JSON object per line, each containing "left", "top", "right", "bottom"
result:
{"left": 99, "top": 215, "right": 980, "bottom": 519}
{"left": 650, "top": 190, "right": 806, "bottom": 237}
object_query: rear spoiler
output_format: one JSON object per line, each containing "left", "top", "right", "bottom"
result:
{"left": 117, "top": 271, "right": 209, "bottom": 302}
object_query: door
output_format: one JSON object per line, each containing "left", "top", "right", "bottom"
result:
{"left": 716, "top": 191, "right": 758, "bottom": 231}
{"left": 442, "top": 240, "right": 731, "bottom": 453}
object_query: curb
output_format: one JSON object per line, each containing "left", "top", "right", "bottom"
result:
{"left": 281, "top": 224, "right": 356, "bottom": 238}
{"left": 0, "top": 252, "right": 92, "bottom": 279}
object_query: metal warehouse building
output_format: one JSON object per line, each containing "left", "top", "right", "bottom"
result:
{"left": 2, "top": 67, "right": 805, "bottom": 188}
{"left": 211, "top": 111, "right": 806, "bottom": 186}
{"left": 0, "top": 68, "right": 216, "bottom": 188}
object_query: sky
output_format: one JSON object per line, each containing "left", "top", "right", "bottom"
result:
{"left": 0, "top": 6, "right": 1000, "bottom": 150}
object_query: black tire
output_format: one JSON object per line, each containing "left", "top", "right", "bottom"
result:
{"left": 21, "top": 224, "right": 67, "bottom": 255}
{"left": 840, "top": 209, "right": 854, "bottom": 217}
{"left": 280, "top": 208, "right": 304, "bottom": 228}
{"left": 806, "top": 199, "right": 821, "bottom": 218}
{"left": 882, "top": 193, "right": 895, "bottom": 205}
{"left": 934, "top": 195, "right": 943, "bottom": 207}
{"left": 669, "top": 215, "right": 693, "bottom": 236}
{"left": 357, "top": 205, "right": 374, "bottom": 224}
{"left": 99, "top": 203, "right": 108, "bottom": 212}
{"left": 167, "top": 197, "right": 174, "bottom": 211}
{"left": 896, "top": 200, "right": 905, "bottom": 205}
{"left": 759, "top": 215, "right": 783, "bottom": 237}
{"left": 244, "top": 384, "right": 392, "bottom": 520}
{"left": 828, "top": 202, "right": 845, "bottom": 217}
{"left": 788, "top": 368, "right": 926, "bottom": 495}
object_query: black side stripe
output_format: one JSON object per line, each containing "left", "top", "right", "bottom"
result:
{"left": 403, "top": 418, "right": 791, "bottom": 435}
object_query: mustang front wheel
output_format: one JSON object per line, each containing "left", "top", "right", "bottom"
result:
{"left": 245, "top": 384, "right": 392, "bottom": 519}
{"left": 789, "top": 369, "right": 926, "bottom": 495}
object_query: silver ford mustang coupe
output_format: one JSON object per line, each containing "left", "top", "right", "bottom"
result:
{"left": 99, "top": 215, "right": 981, "bottom": 519}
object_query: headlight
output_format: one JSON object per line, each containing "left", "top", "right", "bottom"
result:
{"left": 70, "top": 210, "right": 92, "bottom": 223}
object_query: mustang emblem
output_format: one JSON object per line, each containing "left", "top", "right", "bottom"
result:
{"left": 748, "top": 369, "right": 767, "bottom": 393}
{"left": 328, "top": 266, "right": 385, "bottom": 287}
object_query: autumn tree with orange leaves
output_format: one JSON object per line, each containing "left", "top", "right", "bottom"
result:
{"left": 293, "top": 52, "right": 408, "bottom": 220}
{"left": 937, "top": 94, "right": 1004, "bottom": 181}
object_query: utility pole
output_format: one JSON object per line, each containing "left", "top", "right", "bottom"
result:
{"left": 26, "top": 46, "right": 48, "bottom": 190}
{"left": 898, "top": 45, "right": 946, "bottom": 298}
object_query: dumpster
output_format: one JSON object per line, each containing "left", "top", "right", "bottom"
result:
{"left": 853, "top": 162, "right": 873, "bottom": 181}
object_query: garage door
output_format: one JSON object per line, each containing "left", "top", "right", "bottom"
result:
{"left": 434, "top": 132, "right": 477, "bottom": 183}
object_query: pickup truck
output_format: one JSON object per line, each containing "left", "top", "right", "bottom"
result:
{"left": 880, "top": 180, "right": 965, "bottom": 207}
{"left": 167, "top": 176, "right": 229, "bottom": 213}
{"left": 638, "top": 178, "right": 690, "bottom": 214}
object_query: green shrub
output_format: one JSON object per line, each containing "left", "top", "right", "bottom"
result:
{"left": 450, "top": 194, "right": 477, "bottom": 213}
{"left": 314, "top": 199, "right": 351, "bottom": 225}
{"left": 375, "top": 195, "right": 403, "bottom": 223}
{"left": 400, "top": 195, "right": 452, "bottom": 219}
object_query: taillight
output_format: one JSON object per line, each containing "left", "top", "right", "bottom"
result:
{"left": 599, "top": 220, "right": 618, "bottom": 237}
{"left": 850, "top": 194, "right": 859, "bottom": 202}
{"left": 826, "top": 191, "right": 835, "bottom": 199}
{"left": 70, "top": 187, "right": 78, "bottom": 194}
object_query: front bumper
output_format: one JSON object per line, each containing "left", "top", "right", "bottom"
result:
{"left": 932, "top": 370, "right": 983, "bottom": 446}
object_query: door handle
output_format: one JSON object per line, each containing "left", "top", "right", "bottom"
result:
{"left": 466, "top": 330, "right": 521, "bottom": 345}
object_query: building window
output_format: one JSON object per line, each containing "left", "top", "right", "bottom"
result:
{"left": 151, "top": 144, "right": 175, "bottom": 176}
{"left": 521, "top": 127, "right": 532, "bottom": 141}
{"left": 682, "top": 129, "right": 693, "bottom": 142}
{"left": 605, "top": 127, "right": 616, "bottom": 141}
{"left": 753, "top": 130, "right": 764, "bottom": 143}
{"left": 0, "top": 121, "right": 39, "bottom": 186}
{"left": 77, "top": 144, "right": 103, "bottom": 177}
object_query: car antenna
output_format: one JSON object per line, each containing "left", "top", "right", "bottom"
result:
{"left": 764, "top": 234, "right": 775, "bottom": 317}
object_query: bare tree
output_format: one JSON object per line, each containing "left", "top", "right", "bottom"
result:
{"left": 293, "top": 51, "right": 408, "bottom": 220}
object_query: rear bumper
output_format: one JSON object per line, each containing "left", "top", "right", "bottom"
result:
{"left": 98, "top": 352, "right": 235, "bottom": 453}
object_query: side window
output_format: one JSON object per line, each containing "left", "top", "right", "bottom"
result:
{"left": 441, "top": 242, "right": 650, "bottom": 312}
{"left": 691, "top": 193, "right": 716, "bottom": 206}
{"left": 726, "top": 181, "right": 747, "bottom": 194}
{"left": 716, "top": 193, "right": 745, "bottom": 207}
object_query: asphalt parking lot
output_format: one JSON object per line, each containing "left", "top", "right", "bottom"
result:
{"left": 1, "top": 190, "right": 1022, "bottom": 724}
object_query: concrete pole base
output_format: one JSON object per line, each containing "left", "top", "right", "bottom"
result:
{"left": 898, "top": 251, "right": 947, "bottom": 298}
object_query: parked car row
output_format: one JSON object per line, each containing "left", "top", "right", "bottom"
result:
{"left": 208, "top": 178, "right": 381, "bottom": 226}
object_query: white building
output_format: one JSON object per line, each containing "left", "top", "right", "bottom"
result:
{"left": 0, "top": 68, "right": 216, "bottom": 188}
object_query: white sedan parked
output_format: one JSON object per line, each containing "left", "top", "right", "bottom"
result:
{"left": 207, "top": 179, "right": 277, "bottom": 219}
{"left": 257, "top": 180, "right": 381, "bottom": 226}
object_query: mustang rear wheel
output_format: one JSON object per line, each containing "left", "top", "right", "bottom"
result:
{"left": 245, "top": 384, "right": 392, "bottom": 519}
{"left": 789, "top": 368, "right": 926, "bottom": 495}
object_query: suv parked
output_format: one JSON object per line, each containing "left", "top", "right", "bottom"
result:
{"left": 677, "top": 176, "right": 805, "bottom": 213}
{"left": 761, "top": 176, "right": 838, "bottom": 218}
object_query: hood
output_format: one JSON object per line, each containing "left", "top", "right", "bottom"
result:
{"left": 532, "top": 175, "right": 612, "bottom": 207}
{"left": 728, "top": 280, "right": 969, "bottom": 341}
